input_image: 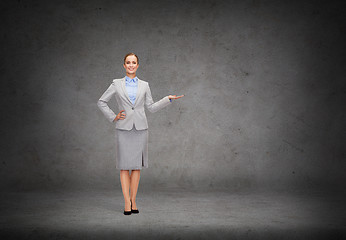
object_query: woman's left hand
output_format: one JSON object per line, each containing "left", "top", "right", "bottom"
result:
{"left": 168, "top": 95, "right": 184, "bottom": 100}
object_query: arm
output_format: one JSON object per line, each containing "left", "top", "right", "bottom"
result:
{"left": 97, "top": 83, "right": 117, "bottom": 123}
{"left": 145, "top": 83, "right": 172, "bottom": 113}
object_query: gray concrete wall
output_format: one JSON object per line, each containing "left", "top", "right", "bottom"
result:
{"left": 1, "top": 0, "right": 345, "bottom": 192}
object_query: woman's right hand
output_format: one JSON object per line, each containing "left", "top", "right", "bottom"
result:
{"left": 114, "top": 110, "right": 126, "bottom": 121}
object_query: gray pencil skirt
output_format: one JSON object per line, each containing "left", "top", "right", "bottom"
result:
{"left": 115, "top": 125, "right": 149, "bottom": 170}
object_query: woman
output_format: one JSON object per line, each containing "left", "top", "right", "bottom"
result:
{"left": 97, "top": 53, "right": 184, "bottom": 215}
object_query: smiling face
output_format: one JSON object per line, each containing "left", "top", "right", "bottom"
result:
{"left": 123, "top": 55, "right": 139, "bottom": 76}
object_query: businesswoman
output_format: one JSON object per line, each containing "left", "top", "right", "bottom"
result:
{"left": 97, "top": 53, "right": 184, "bottom": 215}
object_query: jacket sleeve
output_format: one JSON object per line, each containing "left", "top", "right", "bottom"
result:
{"left": 145, "top": 83, "right": 172, "bottom": 113}
{"left": 97, "top": 83, "right": 117, "bottom": 123}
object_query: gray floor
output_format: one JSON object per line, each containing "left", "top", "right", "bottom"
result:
{"left": 1, "top": 187, "right": 345, "bottom": 239}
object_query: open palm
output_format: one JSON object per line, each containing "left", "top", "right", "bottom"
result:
{"left": 168, "top": 95, "right": 184, "bottom": 100}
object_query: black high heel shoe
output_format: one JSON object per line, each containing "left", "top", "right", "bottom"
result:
{"left": 123, "top": 210, "right": 131, "bottom": 215}
{"left": 130, "top": 200, "right": 139, "bottom": 214}
{"left": 124, "top": 201, "right": 132, "bottom": 215}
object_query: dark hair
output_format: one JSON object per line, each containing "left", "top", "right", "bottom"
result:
{"left": 123, "top": 53, "right": 139, "bottom": 64}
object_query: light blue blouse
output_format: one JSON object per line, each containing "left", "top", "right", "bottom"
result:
{"left": 125, "top": 76, "right": 138, "bottom": 105}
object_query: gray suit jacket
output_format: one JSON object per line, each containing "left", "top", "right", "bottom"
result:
{"left": 97, "top": 77, "right": 172, "bottom": 130}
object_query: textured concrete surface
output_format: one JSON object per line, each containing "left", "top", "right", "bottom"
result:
{"left": 2, "top": 1, "right": 345, "bottom": 238}
{"left": 1, "top": 0, "right": 345, "bottom": 193}
{"left": 1, "top": 189, "right": 346, "bottom": 239}
{"left": 1, "top": 4, "right": 346, "bottom": 239}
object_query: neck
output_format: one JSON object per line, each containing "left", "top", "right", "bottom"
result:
{"left": 126, "top": 73, "right": 136, "bottom": 79}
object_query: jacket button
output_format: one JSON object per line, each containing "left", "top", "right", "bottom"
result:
{"left": 132, "top": 107, "right": 134, "bottom": 110}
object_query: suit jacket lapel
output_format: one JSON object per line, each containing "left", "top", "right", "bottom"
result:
{"left": 134, "top": 79, "right": 143, "bottom": 107}
{"left": 121, "top": 77, "right": 133, "bottom": 105}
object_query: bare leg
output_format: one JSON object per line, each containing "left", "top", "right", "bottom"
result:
{"left": 130, "top": 169, "right": 140, "bottom": 210}
{"left": 120, "top": 170, "right": 131, "bottom": 211}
